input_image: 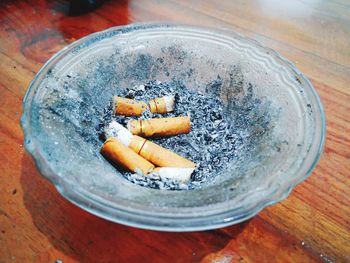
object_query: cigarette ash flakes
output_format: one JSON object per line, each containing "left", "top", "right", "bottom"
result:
{"left": 99, "top": 80, "right": 271, "bottom": 190}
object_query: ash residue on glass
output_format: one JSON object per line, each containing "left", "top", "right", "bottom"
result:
{"left": 40, "top": 72, "right": 109, "bottom": 149}
{"left": 99, "top": 79, "right": 272, "bottom": 190}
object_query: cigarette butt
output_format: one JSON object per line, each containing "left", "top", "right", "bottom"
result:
{"left": 148, "top": 96, "right": 175, "bottom": 114}
{"left": 153, "top": 167, "right": 194, "bottom": 183}
{"left": 129, "top": 135, "right": 196, "bottom": 168}
{"left": 113, "top": 96, "right": 148, "bottom": 116}
{"left": 127, "top": 116, "right": 191, "bottom": 137}
{"left": 100, "top": 137, "right": 155, "bottom": 175}
{"left": 104, "top": 121, "right": 195, "bottom": 168}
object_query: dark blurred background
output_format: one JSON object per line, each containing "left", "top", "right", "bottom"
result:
{"left": 66, "top": 0, "right": 106, "bottom": 15}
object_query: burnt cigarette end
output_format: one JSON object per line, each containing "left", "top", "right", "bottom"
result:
{"left": 153, "top": 167, "right": 194, "bottom": 183}
{"left": 104, "top": 120, "right": 132, "bottom": 146}
{"left": 164, "top": 96, "right": 175, "bottom": 112}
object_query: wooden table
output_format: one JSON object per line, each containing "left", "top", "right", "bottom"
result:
{"left": 0, "top": 1, "right": 349, "bottom": 262}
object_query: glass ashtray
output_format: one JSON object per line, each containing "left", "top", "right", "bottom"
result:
{"left": 21, "top": 23, "right": 325, "bottom": 231}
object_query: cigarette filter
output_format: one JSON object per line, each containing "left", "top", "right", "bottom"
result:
{"left": 105, "top": 121, "right": 196, "bottom": 168}
{"left": 153, "top": 167, "right": 194, "bottom": 183}
{"left": 127, "top": 116, "right": 191, "bottom": 137}
{"left": 113, "top": 96, "right": 148, "bottom": 116}
{"left": 129, "top": 135, "right": 196, "bottom": 168}
{"left": 147, "top": 96, "right": 175, "bottom": 114}
{"left": 100, "top": 137, "right": 155, "bottom": 175}
{"left": 113, "top": 96, "right": 175, "bottom": 116}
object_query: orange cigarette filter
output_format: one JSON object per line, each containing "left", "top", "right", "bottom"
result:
{"left": 100, "top": 137, "right": 155, "bottom": 175}
{"left": 113, "top": 96, "right": 148, "bottom": 116}
{"left": 127, "top": 116, "right": 191, "bottom": 137}
{"left": 113, "top": 96, "right": 175, "bottom": 116}
{"left": 129, "top": 135, "right": 196, "bottom": 168}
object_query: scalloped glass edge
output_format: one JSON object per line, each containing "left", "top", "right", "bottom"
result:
{"left": 20, "top": 22, "right": 326, "bottom": 231}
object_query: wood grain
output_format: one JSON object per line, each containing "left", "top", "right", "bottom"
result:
{"left": 0, "top": 0, "right": 349, "bottom": 262}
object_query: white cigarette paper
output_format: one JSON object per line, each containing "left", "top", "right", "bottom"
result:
{"left": 153, "top": 167, "right": 194, "bottom": 183}
{"left": 164, "top": 96, "right": 175, "bottom": 112}
{"left": 104, "top": 121, "right": 133, "bottom": 146}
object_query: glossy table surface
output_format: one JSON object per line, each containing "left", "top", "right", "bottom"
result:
{"left": 0, "top": 0, "right": 349, "bottom": 262}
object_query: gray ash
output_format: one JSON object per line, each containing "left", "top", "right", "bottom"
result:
{"left": 99, "top": 80, "right": 271, "bottom": 190}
